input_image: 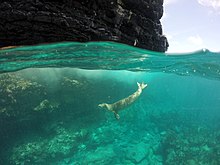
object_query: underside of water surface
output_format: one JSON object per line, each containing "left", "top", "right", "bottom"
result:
{"left": 1, "top": 42, "right": 220, "bottom": 165}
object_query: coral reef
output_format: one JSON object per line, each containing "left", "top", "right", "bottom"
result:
{"left": 10, "top": 121, "right": 163, "bottom": 165}
{"left": 10, "top": 125, "right": 90, "bottom": 165}
{"left": 8, "top": 116, "right": 220, "bottom": 165}
{"left": 160, "top": 126, "right": 220, "bottom": 165}
{"left": 0, "top": 73, "right": 45, "bottom": 118}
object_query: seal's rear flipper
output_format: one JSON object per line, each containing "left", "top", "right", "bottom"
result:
{"left": 137, "top": 82, "right": 147, "bottom": 90}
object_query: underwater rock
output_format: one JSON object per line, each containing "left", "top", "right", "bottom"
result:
{"left": 0, "top": 0, "right": 168, "bottom": 52}
{"left": 125, "top": 142, "right": 149, "bottom": 164}
{"left": 61, "top": 77, "right": 83, "bottom": 88}
{"left": 125, "top": 141, "right": 162, "bottom": 164}
{"left": 34, "top": 99, "right": 59, "bottom": 113}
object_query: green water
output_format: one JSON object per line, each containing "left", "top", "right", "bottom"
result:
{"left": 0, "top": 42, "right": 220, "bottom": 165}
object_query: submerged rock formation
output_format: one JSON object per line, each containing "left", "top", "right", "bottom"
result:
{"left": 0, "top": 0, "right": 168, "bottom": 52}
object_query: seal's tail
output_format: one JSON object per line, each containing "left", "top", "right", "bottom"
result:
{"left": 137, "top": 82, "right": 147, "bottom": 90}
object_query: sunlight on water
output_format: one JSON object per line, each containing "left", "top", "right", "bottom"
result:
{"left": 1, "top": 42, "right": 220, "bottom": 164}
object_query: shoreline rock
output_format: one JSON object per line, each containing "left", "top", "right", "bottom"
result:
{"left": 0, "top": 0, "right": 168, "bottom": 52}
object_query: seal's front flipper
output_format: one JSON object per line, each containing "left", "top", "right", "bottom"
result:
{"left": 114, "top": 112, "right": 120, "bottom": 120}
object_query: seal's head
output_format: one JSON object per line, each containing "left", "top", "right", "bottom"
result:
{"left": 98, "top": 103, "right": 108, "bottom": 109}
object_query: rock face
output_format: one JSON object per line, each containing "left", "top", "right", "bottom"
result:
{"left": 0, "top": 0, "right": 168, "bottom": 52}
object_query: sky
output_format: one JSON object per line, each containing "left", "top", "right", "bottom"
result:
{"left": 161, "top": 0, "right": 220, "bottom": 53}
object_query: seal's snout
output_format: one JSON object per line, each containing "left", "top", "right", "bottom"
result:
{"left": 98, "top": 103, "right": 105, "bottom": 108}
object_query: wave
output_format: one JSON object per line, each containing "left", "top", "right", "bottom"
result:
{"left": 0, "top": 41, "right": 220, "bottom": 80}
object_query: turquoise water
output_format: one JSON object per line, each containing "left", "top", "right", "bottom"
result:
{"left": 1, "top": 42, "right": 220, "bottom": 164}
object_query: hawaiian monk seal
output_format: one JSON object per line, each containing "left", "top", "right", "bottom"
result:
{"left": 98, "top": 82, "right": 147, "bottom": 120}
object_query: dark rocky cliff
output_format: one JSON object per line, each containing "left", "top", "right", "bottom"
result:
{"left": 0, "top": 0, "right": 168, "bottom": 52}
